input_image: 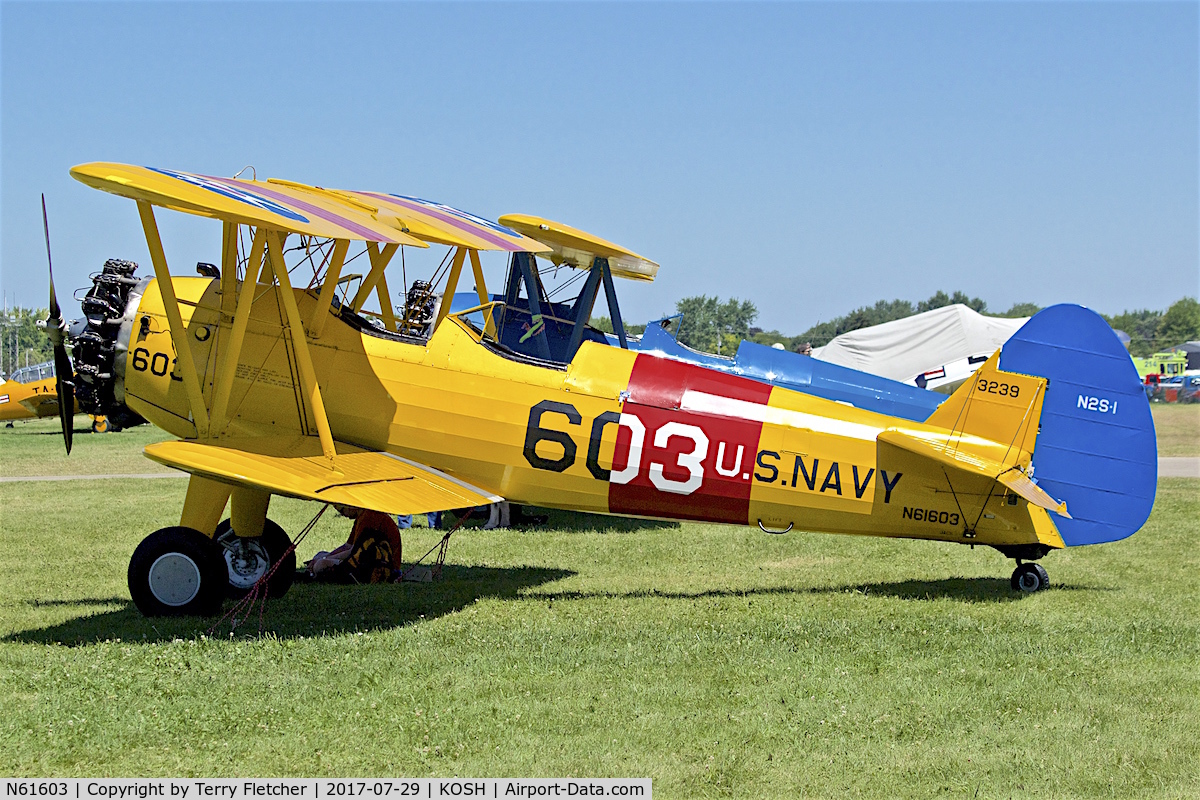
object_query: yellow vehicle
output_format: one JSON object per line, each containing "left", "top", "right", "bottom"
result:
{"left": 42, "top": 163, "right": 1158, "bottom": 616}
{"left": 1132, "top": 351, "right": 1188, "bottom": 381}
{"left": 0, "top": 361, "right": 110, "bottom": 430}
{"left": 0, "top": 363, "right": 63, "bottom": 424}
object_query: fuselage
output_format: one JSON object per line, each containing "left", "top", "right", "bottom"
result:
{"left": 0, "top": 376, "right": 63, "bottom": 421}
{"left": 117, "top": 277, "right": 1061, "bottom": 552}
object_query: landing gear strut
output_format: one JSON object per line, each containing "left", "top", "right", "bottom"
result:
{"left": 215, "top": 519, "right": 296, "bottom": 600}
{"left": 1011, "top": 561, "right": 1050, "bottom": 593}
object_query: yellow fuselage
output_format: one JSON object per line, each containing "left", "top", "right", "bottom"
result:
{"left": 122, "top": 277, "right": 1062, "bottom": 551}
{"left": 0, "top": 376, "right": 63, "bottom": 422}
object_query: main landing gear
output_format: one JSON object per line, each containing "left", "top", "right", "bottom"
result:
{"left": 128, "top": 527, "right": 226, "bottom": 616}
{"left": 1010, "top": 561, "right": 1050, "bottom": 593}
{"left": 215, "top": 519, "right": 296, "bottom": 600}
{"left": 127, "top": 520, "right": 296, "bottom": 616}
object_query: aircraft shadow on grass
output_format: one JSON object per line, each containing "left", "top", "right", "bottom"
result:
{"left": 527, "top": 509, "right": 680, "bottom": 534}
{"left": 3, "top": 564, "right": 575, "bottom": 646}
{"left": 5, "top": 571, "right": 1111, "bottom": 647}
{"left": 528, "top": 577, "right": 1107, "bottom": 605}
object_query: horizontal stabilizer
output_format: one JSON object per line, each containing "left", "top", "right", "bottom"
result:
{"left": 878, "top": 429, "right": 1069, "bottom": 517}
{"left": 145, "top": 436, "right": 502, "bottom": 516}
{"left": 997, "top": 469, "right": 1070, "bottom": 518}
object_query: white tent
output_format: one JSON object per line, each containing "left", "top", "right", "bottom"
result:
{"left": 811, "top": 304, "right": 1029, "bottom": 391}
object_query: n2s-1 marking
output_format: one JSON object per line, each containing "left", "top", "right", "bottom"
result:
{"left": 1078, "top": 394, "right": 1118, "bottom": 415}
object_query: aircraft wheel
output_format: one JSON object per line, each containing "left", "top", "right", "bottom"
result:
{"left": 91, "top": 417, "right": 110, "bottom": 433}
{"left": 1010, "top": 562, "right": 1050, "bottom": 593}
{"left": 215, "top": 519, "right": 296, "bottom": 600}
{"left": 128, "top": 527, "right": 226, "bottom": 617}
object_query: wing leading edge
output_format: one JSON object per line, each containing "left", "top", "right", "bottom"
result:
{"left": 70, "top": 163, "right": 427, "bottom": 246}
{"left": 144, "top": 436, "right": 502, "bottom": 516}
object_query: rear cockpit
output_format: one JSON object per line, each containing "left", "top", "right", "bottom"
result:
{"left": 332, "top": 213, "right": 658, "bottom": 371}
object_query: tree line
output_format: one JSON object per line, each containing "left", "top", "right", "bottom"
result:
{"left": 0, "top": 307, "right": 54, "bottom": 379}
{"left": 3, "top": 292, "right": 1197, "bottom": 380}
{"left": 597, "top": 293, "right": 1200, "bottom": 358}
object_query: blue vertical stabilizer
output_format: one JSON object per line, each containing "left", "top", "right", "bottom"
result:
{"left": 999, "top": 305, "right": 1157, "bottom": 546}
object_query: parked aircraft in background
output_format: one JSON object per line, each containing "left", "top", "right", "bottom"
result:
{"left": 0, "top": 360, "right": 109, "bottom": 430}
{"left": 0, "top": 361, "right": 65, "bottom": 424}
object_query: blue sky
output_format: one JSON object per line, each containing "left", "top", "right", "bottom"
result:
{"left": 2, "top": 1, "right": 1197, "bottom": 333}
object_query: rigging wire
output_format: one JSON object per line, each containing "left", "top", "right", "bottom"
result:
{"left": 207, "top": 503, "right": 330, "bottom": 637}
{"left": 545, "top": 267, "right": 589, "bottom": 301}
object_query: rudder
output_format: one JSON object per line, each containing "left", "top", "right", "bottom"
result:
{"left": 998, "top": 304, "right": 1156, "bottom": 546}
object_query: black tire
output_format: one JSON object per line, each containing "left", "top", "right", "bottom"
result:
{"left": 215, "top": 519, "right": 296, "bottom": 600}
{"left": 1010, "top": 562, "right": 1050, "bottom": 593}
{"left": 91, "top": 417, "right": 110, "bottom": 433}
{"left": 128, "top": 527, "right": 226, "bottom": 617}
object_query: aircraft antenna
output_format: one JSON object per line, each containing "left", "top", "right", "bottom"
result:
{"left": 232, "top": 165, "right": 257, "bottom": 181}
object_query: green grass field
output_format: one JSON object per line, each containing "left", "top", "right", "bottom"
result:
{"left": 1, "top": 419, "right": 1197, "bottom": 795}
{"left": 1153, "top": 404, "right": 1200, "bottom": 457}
{"left": 0, "top": 417, "right": 174, "bottom": 476}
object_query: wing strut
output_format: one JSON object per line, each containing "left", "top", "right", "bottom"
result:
{"left": 310, "top": 238, "right": 350, "bottom": 337}
{"left": 515, "top": 252, "right": 552, "bottom": 360}
{"left": 468, "top": 249, "right": 496, "bottom": 339}
{"left": 600, "top": 257, "right": 628, "bottom": 349}
{"left": 365, "top": 243, "right": 398, "bottom": 330}
{"left": 137, "top": 201, "right": 211, "bottom": 438}
{"left": 565, "top": 259, "right": 605, "bottom": 360}
{"left": 266, "top": 230, "right": 338, "bottom": 467}
{"left": 219, "top": 221, "right": 238, "bottom": 321}
{"left": 210, "top": 227, "right": 267, "bottom": 436}
{"left": 433, "top": 247, "right": 469, "bottom": 332}
{"left": 350, "top": 242, "right": 398, "bottom": 314}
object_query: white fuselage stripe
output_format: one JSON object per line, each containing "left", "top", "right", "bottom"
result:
{"left": 680, "top": 390, "right": 884, "bottom": 442}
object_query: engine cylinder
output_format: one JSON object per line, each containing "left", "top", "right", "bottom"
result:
{"left": 71, "top": 259, "right": 146, "bottom": 429}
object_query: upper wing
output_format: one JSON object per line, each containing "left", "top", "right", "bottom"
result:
{"left": 144, "top": 436, "right": 502, "bottom": 516}
{"left": 499, "top": 214, "right": 659, "bottom": 281}
{"left": 347, "top": 191, "right": 551, "bottom": 252}
{"left": 70, "top": 163, "right": 427, "bottom": 246}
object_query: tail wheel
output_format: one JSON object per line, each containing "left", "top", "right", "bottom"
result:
{"left": 1011, "top": 562, "right": 1050, "bottom": 593}
{"left": 215, "top": 519, "right": 296, "bottom": 600}
{"left": 91, "top": 416, "right": 110, "bottom": 433}
{"left": 128, "top": 527, "right": 226, "bottom": 616}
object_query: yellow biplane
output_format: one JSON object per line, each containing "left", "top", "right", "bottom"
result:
{"left": 43, "top": 163, "right": 1157, "bottom": 616}
{"left": 0, "top": 362, "right": 114, "bottom": 432}
{"left": 0, "top": 362, "right": 66, "bottom": 424}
